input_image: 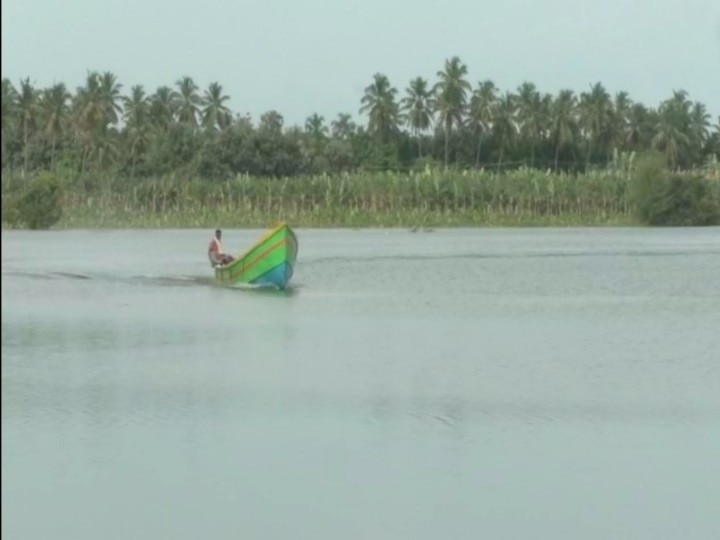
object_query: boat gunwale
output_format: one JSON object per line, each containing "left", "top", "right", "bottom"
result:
{"left": 229, "top": 223, "right": 293, "bottom": 267}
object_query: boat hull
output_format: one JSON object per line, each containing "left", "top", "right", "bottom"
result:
{"left": 213, "top": 224, "right": 298, "bottom": 289}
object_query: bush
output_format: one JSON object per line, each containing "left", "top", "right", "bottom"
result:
{"left": 1, "top": 191, "right": 22, "bottom": 227}
{"left": 630, "top": 152, "right": 720, "bottom": 226}
{"left": 15, "top": 173, "right": 63, "bottom": 229}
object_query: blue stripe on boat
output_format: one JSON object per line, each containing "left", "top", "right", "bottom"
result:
{"left": 251, "top": 262, "right": 294, "bottom": 289}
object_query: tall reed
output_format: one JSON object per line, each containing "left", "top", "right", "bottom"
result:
{"left": 5, "top": 165, "right": 715, "bottom": 228}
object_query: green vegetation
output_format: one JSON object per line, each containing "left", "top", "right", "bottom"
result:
{"left": 630, "top": 152, "right": 720, "bottom": 226}
{"left": 5, "top": 162, "right": 717, "bottom": 229}
{"left": 1, "top": 57, "right": 718, "bottom": 228}
{"left": 3, "top": 172, "right": 63, "bottom": 229}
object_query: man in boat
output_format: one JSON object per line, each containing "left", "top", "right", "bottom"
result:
{"left": 208, "top": 229, "right": 235, "bottom": 267}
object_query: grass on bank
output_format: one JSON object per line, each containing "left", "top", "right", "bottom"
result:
{"left": 2, "top": 158, "right": 718, "bottom": 229}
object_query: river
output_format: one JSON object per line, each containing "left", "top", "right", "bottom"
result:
{"left": 2, "top": 227, "right": 719, "bottom": 539}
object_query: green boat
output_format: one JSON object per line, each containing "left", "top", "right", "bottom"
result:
{"left": 214, "top": 223, "right": 298, "bottom": 289}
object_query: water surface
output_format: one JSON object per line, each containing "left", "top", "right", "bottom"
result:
{"left": 3, "top": 227, "right": 720, "bottom": 539}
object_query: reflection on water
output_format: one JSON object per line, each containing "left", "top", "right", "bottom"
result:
{"left": 2, "top": 228, "right": 720, "bottom": 540}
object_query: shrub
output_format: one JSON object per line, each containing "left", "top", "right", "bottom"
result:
{"left": 630, "top": 152, "right": 720, "bottom": 226}
{"left": 16, "top": 173, "right": 63, "bottom": 229}
{"left": 1, "top": 191, "right": 22, "bottom": 227}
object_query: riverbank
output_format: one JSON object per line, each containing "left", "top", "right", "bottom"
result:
{"left": 52, "top": 205, "right": 635, "bottom": 229}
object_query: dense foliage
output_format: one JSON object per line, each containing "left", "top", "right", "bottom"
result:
{"left": 1, "top": 57, "right": 718, "bottom": 228}
{"left": 1, "top": 167, "right": 637, "bottom": 228}
{"left": 2, "top": 172, "right": 63, "bottom": 229}
{"left": 630, "top": 152, "right": 720, "bottom": 226}
{"left": 2, "top": 58, "right": 718, "bottom": 178}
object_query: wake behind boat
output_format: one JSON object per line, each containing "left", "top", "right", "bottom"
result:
{"left": 213, "top": 223, "right": 298, "bottom": 289}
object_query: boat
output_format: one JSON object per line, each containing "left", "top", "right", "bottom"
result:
{"left": 214, "top": 223, "right": 298, "bottom": 289}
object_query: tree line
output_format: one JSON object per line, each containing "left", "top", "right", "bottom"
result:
{"left": 2, "top": 56, "right": 718, "bottom": 181}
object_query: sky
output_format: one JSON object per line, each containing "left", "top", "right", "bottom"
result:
{"left": 2, "top": 0, "right": 719, "bottom": 127}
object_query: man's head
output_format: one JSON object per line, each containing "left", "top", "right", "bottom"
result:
{"left": 215, "top": 229, "right": 222, "bottom": 240}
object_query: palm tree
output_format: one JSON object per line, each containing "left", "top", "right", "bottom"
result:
{"left": 689, "top": 102, "right": 711, "bottom": 154}
{"left": 40, "top": 83, "right": 70, "bottom": 171}
{"left": 1, "top": 79, "right": 18, "bottom": 164}
{"left": 174, "top": 76, "right": 201, "bottom": 128}
{"left": 305, "top": 113, "right": 328, "bottom": 160}
{"left": 17, "top": 78, "right": 39, "bottom": 175}
{"left": 1, "top": 78, "right": 17, "bottom": 130}
{"left": 359, "top": 73, "right": 400, "bottom": 143}
{"left": 98, "top": 71, "right": 123, "bottom": 127}
{"left": 73, "top": 72, "right": 105, "bottom": 173}
{"left": 539, "top": 92, "right": 554, "bottom": 159}
{"left": 305, "top": 113, "right": 328, "bottom": 139}
{"left": 4, "top": 71, "right": 718, "bottom": 178}
{"left": 259, "top": 110, "right": 284, "bottom": 133}
{"left": 123, "top": 85, "right": 151, "bottom": 178}
{"left": 400, "top": 77, "right": 434, "bottom": 158}
{"left": 434, "top": 57, "right": 471, "bottom": 168}
{"left": 75, "top": 72, "right": 103, "bottom": 133}
{"left": 149, "top": 86, "right": 175, "bottom": 132}
{"left": 86, "top": 130, "right": 119, "bottom": 172}
{"left": 468, "top": 80, "right": 497, "bottom": 168}
{"left": 493, "top": 92, "right": 518, "bottom": 171}
{"left": 72, "top": 71, "right": 122, "bottom": 173}
{"left": 201, "top": 82, "right": 231, "bottom": 131}
{"left": 516, "top": 82, "right": 545, "bottom": 167}
{"left": 331, "top": 113, "right": 356, "bottom": 140}
{"left": 626, "top": 103, "right": 653, "bottom": 149}
{"left": 609, "top": 91, "right": 632, "bottom": 153}
{"left": 579, "top": 82, "right": 612, "bottom": 169}
{"left": 123, "top": 85, "right": 149, "bottom": 127}
{"left": 551, "top": 89, "right": 578, "bottom": 170}
{"left": 653, "top": 91, "right": 692, "bottom": 167}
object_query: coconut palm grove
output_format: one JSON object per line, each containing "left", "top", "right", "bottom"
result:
{"left": 2, "top": 57, "right": 719, "bottom": 228}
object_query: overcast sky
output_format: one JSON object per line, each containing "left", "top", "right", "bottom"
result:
{"left": 2, "top": 0, "right": 719, "bottom": 127}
